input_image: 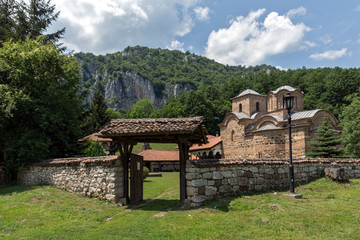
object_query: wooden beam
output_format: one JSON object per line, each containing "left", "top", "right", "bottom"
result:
{"left": 178, "top": 137, "right": 193, "bottom": 146}
{"left": 116, "top": 137, "right": 138, "bottom": 146}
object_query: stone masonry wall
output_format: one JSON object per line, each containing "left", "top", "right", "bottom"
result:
{"left": 18, "top": 156, "right": 124, "bottom": 203}
{"left": 186, "top": 159, "right": 360, "bottom": 207}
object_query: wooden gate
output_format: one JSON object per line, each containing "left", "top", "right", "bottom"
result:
{"left": 130, "top": 154, "right": 144, "bottom": 205}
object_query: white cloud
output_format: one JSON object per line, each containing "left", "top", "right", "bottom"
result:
{"left": 320, "top": 35, "right": 332, "bottom": 45}
{"left": 286, "top": 7, "right": 306, "bottom": 18}
{"left": 167, "top": 40, "right": 185, "bottom": 52}
{"left": 355, "top": 5, "right": 360, "bottom": 11}
{"left": 309, "top": 48, "right": 348, "bottom": 61}
{"left": 305, "top": 41, "right": 316, "bottom": 47}
{"left": 51, "top": 0, "right": 200, "bottom": 54}
{"left": 275, "top": 66, "right": 288, "bottom": 71}
{"left": 205, "top": 8, "right": 310, "bottom": 66}
{"left": 194, "top": 6, "right": 210, "bottom": 21}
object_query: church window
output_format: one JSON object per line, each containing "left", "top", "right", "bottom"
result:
{"left": 256, "top": 102, "right": 260, "bottom": 112}
{"left": 231, "top": 130, "right": 235, "bottom": 141}
{"left": 239, "top": 103, "right": 242, "bottom": 112}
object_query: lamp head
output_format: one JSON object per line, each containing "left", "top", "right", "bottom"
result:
{"left": 283, "top": 93, "right": 294, "bottom": 110}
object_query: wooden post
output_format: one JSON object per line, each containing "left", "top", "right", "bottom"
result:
{"left": 178, "top": 141, "right": 190, "bottom": 205}
{"left": 117, "top": 140, "right": 134, "bottom": 205}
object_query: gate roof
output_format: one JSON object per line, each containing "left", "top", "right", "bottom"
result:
{"left": 98, "top": 117, "right": 208, "bottom": 144}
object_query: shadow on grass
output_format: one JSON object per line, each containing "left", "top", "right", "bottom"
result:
{"left": 0, "top": 184, "right": 37, "bottom": 195}
{"left": 199, "top": 181, "right": 316, "bottom": 213}
{"left": 131, "top": 199, "right": 180, "bottom": 211}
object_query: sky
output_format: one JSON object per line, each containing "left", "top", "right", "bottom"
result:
{"left": 49, "top": 0, "right": 360, "bottom": 70}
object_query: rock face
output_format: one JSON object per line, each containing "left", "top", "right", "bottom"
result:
{"left": 84, "top": 70, "right": 193, "bottom": 111}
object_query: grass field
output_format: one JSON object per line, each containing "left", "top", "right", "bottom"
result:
{"left": 1, "top": 174, "right": 360, "bottom": 239}
{"left": 131, "top": 143, "right": 178, "bottom": 154}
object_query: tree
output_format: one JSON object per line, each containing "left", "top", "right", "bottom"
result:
{"left": 341, "top": 91, "right": 360, "bottom": 157}
{"left": 83, "top": 87, "right": 110, "bottom": 135}
{"left": 0, "top": 0, "right": 17, "bottom": 43}
{"left": 0, "top": 38, "right": 82, "bottom": 178}
{"left": 307, "top": 116, "right": 342, "bottom": 158}
{"left": 26, "top": 0, "right": 65, "bottom": 43}
{"left": 150, "top": 96, "right": 184, "bottom": 118}
{"left": 82, "top": 140, "right": 107, "bottom": 157}
{"left": 129, "top": 99, "right": 155, "bottom": 118}
{"left": 0, "top": 0, "right": 64, "bottom": 45}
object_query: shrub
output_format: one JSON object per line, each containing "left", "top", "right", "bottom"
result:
{"left": 143, "top": 166, "right": 150, "bottom": 179}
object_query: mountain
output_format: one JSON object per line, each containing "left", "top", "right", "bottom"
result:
{"left": 75, "top": 46, "right": 278, "bottom": 111}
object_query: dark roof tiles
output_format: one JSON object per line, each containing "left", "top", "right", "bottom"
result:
{"left": 99, "top": 117, "right": 204, "bottom": 136}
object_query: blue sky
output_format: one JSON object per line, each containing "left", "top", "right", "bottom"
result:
{"left": 50, "top": 0, "right": 360, "bottom": 69}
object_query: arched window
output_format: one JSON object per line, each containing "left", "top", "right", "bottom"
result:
{"left": 231, "top": 130, "right": 235, "bottom": 141}
{"left": 208, "top": 151, "right": 214, "bottom": 159}
{"left": 202, "top": 152, "right": 207, "bottom": 158}
{"left": 215, "top": 152, "right": 221, "bottom": 159}
{"left": 256, "top": 102, "right": 260, "bottom": 112}
{"left": 239, "top": 103, "right": 242, "bottom": 112}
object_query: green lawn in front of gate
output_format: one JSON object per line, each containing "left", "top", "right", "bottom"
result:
{"left": 131, "top": 143, "right": 178, "bottom": 154}
{"left": 143, "top": 172, "right": 179, "bottom": 201}
{"left": 1, "top": 174, "right": 360, "bottom": 239}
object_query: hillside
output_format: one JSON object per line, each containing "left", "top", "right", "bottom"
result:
{"left": 75, "top": 46, "right": 278, "bottom": 111}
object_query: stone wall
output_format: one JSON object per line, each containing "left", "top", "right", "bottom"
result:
{"left": 18, "top": 156, "right": 124, "bottom": 203}
{"left": 186, "top": 158, "right": 360, "bottom": 207}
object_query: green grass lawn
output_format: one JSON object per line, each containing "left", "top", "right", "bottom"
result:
{"left": 1, "top": 174, "right": 360, "bottom": 239}
{"left": 131, "top": 143, "right": 178, "bottom": 154}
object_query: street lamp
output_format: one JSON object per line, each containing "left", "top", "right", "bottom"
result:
{"left": 283, "top": 93, "right": 302, "bottom": 198}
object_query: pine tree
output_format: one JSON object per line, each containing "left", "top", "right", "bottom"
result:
{"left": 26, "top": 0, "right": 65, "bottom": 43}
{"left": 0, "top": 0, "right": 65, "bottom": 45}
{"left": 307, "top": 116, "right": 342, "bottom": 158}
{"left": 83, "top": 87, "right": 111, "bottom": 135}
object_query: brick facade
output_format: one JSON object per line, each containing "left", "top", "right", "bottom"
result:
{"left": 220, "top": 86, "right": 340, "bottom": 159}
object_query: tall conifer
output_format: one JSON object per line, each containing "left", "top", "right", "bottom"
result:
{"left": 307, "top": 116, "right": 342, "bottom": 158}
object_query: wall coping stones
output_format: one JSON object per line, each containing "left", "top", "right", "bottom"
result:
{"left": 30, "top": 156, "right": 119, "bottom": 166}
{"left": 190, "top": 158, "right": 360, "bottom": 167}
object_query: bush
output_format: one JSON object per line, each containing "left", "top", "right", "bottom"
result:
{"left": 82, "top": 140, "right": 107, "bottom": 157}
{"left": 143, "top": 166, "right": 150, "bottom": 179}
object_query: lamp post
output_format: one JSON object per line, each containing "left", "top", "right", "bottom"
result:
{"left": 283, "top": 93, "right": 302, "bottom": 198}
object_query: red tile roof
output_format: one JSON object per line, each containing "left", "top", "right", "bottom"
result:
{"left": 79, "top": 132, "right": 113, "bottom": 142}
{"left": 190, "top": 135, "right": 221, "bottom": 151}
{"left": 138, "top": 150, "right": 179, "bottom": 162}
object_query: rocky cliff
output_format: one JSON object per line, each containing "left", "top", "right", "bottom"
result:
{"left": 76, "top": 46, "right": 277, "bottom": 111}
{"left": 103, "top": 71, "right": 193, "bottom": 110}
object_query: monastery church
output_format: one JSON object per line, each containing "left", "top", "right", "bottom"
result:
{"left": 219, "top": 86, "right": 340, "bottom": 160}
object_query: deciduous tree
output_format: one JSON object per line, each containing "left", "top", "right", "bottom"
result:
{"left": 0, "top": 38, "right": 82, "bottom": 177}
{"left": 341, "top": 91, "right": 360, "bottom": 157}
